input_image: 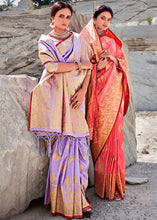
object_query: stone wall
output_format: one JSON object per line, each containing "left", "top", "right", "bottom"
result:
{"left": 0, "top": 8, "right": 50, "bottom": 78}
{"left": 122, "top": 25, "right": 157, "bottom": 111}
{"left": 73, "top": 0, "right": 157, "bottom": 23}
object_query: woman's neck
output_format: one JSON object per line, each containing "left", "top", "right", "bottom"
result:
{"left": 94, "top": 24, "right": 104, "bottom": 36}
{"left": 97, "top": 28, "right": 104, "bottom": 36}
{"left": 50, "top": 29, "right": 70, "bottom": 40}
{"left": 54, "top": 26, "right": 66, "bottom": 34}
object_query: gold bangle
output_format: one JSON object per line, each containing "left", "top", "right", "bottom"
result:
{"left": 75, "top": 61, "right": 82, "bottom": 71}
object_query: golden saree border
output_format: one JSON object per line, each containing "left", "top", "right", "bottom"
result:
{"left": 94, "top": 169, "right": 125, "bottom": 200}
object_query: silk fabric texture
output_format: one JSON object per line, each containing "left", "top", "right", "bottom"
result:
{"left": 81, "top": 19, "right": 129, "bottom": 200}
{"left": 29, "top": 32, "right": 93, "bottom": 218}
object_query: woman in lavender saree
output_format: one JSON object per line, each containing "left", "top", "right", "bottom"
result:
{"left": 29, "top": 2, "right": 93, "bottom": 218}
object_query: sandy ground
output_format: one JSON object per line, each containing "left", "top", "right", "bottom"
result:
{"left": 3, "top": 111, "right": 157, "bottom": 220}
{"left": 136, "top": 111, "right": 157, "bottom": 164}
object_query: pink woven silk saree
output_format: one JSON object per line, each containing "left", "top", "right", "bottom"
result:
{"left": 29, "top": 32, "right": 92, "bottom": 218}
{"left": 81, "top": 20, "right": 129, "bottom": 200}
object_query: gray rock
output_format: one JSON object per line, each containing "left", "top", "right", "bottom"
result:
{"left": 126, "top": 176, "right": 149, "bottom": 185}
{"left": 0, "top": 8, "right": 50, "bottom": 78}
{"left": 130, "top": 51, "right": 157, "bottom": 111}
{"left": 122, "top": 25, "right": 157, "bottom": 51}
{"left": 0, "top": 0, "right": 34, "bottom": 16}
{"left": 0, "top": 75, "right": 49, "bottom": 219}
{"left": 73, "top": 0, "right": 157, "bottom": 23}
{"left": 141, "top": 146, "right": 149, "bottom": 154}
{"left": 152, "top": 17, "right": 157, "bottom": 24}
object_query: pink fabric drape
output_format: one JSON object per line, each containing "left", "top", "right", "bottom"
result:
{"left": 81, "top": 19, "right": 129, "bottom": 200}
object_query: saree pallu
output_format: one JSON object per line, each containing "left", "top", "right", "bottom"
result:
{"left": 81, "top": 19, "right": 129, "bottom": 200}
{"left": 29, "top": 32, "right": 93, "bottom": 218}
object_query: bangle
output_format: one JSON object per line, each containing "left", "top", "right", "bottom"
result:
{"left": 75, "top": 61, "right": 82, "bottom": 71}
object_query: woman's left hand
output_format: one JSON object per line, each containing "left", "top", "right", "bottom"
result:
{"left": 101, "top": 50, "right": 118, "bottom": 65}
{"left": 70, "top": 88, "right": 85, "bottom": 109}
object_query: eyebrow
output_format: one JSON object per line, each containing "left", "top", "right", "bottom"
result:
{"left": 59, "top": 13, "right": 71, "bottom": 16}
{"left": 101, "top": 15, "right": 112, "bottom": 19}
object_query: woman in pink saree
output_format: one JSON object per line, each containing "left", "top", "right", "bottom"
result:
{"left": 71, "top": 5, "right": 129, "bottom": 201}
{"left": 29, "top": 2, "right": 93, "bottom": 218}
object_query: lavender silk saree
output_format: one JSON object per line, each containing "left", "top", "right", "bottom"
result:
{"left": 29, "top": 32, "right": 93, "bottom": 218}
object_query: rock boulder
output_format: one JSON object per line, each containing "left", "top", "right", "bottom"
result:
{"left": 0, "top": 75, "right": 48, "bottom": 219}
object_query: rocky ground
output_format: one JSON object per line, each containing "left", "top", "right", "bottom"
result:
{"left": 3, "top": 111, "right": 157, "bottom": 220}
{"left": 136, "top": 111, "right": 157, "bottom": 163}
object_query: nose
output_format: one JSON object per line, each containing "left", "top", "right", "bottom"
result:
{"left": 63, "top": 18, "right": 68, "bottom": 24}
{"left": 104, "top": 18, "right": 108, "bottom": 24}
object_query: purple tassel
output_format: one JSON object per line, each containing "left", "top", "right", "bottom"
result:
{"left": 37, "top": 136, "right": 42, "bottom": 157}
{"left": 47, "top": 138, "right": 51, "bottom": 157}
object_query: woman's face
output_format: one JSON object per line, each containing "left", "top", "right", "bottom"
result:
{"left": 51, "top": 8, "right": 72, "bottom": 33}
{"left": 94, "top": 11, "right": 112, "bottom": 31}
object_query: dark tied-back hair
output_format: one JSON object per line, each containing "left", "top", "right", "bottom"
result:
{"left": 50, "top": 1, "right": 73, "bottom": 20}
{"left": 93, "top": 5, "right": 113, "bottom": 19}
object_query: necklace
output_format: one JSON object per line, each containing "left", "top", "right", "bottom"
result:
{"left": 49, "top": 30, "right": 70, "bottom": 40}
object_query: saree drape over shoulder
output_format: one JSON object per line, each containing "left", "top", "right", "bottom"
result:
{"left": 81, "top": 20, "right": 129, "bottom": 200}
{"left": 29, "top": 32, "right": 93, "bottom": 218}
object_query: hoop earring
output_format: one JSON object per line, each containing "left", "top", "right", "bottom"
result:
{"left": 49, "top": 20, "right": 55, "bottom": 30}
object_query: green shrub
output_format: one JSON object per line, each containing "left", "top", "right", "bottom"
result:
{"left": 0, "top": 0, "right": 15, "bottom": 11}
{"left": 146, "top": 16, "right": 153, "bottom": 25}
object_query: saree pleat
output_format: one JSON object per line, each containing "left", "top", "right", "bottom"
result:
{"left": 44, "top": 136, "right": 90, "bottom": 218}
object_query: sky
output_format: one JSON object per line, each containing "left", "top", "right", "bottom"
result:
{"left": 0, "top": 0, "right": 20, "bottom": 6}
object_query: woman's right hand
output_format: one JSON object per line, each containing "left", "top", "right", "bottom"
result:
{"left": 81, "top": 61, "right": 93, "bottom": 70}
{"left": 97, "top": 57, "right": 108, "bottom": 70}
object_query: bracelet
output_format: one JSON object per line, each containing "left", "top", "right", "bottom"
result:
{"left": 75, "top": 61, "right": 82, "bottom": 71}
